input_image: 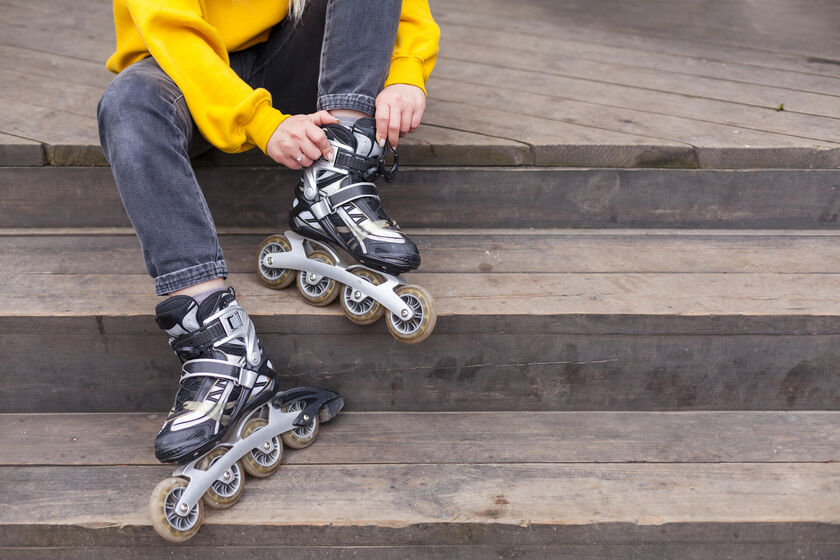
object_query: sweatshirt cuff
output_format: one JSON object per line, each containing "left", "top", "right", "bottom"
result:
{"left": 244, "top": 103, "right": 289, "bottom": 154}
{"left": 384, "top": 57, "right": 428, "bottom": 95}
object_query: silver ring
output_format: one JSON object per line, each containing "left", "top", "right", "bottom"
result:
{"left": 296, "top": 153, "right": 304, "bottom": 163}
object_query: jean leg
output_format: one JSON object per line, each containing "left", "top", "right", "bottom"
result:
{"left": 247, "top": 0, "right": 401, "bottom": 117}
{"left": 97, "top": 58, "right": 227, "bottom": 296}
{"left": 317, "top": 0, "right": 401, "bottom": 114}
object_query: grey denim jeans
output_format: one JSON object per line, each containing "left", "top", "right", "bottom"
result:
{"left": 97, "top": 0, "right": 401, "bottom": 295}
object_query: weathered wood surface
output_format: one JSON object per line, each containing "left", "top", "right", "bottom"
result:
{"left": 3, "top": 463, "right": 839, "bottom": 526}
{"left": 3, "top": 328, "right": 839, "bottom": 412}
{"left": 0, "top": 133, "right": 43, "bottom": 166}
{"left": 2, "top": 228, "right": 840, "bottom": 412}
{"left": 7, "top": 229, "right": 840, "bottom": 275}
{"left": 5, "top": 270, "right": 840, "bottom": 317}
{"left": 437, "top": 0, "right": 840, "bottom": 75}
{"left": 1, "top": 0, "right": 839, "bottom": 168}
{"left": 4, "top": 523, "right": 840, "bottom": 557}
{"left": 4, "top": 166, "right": 840, "bottom": 230}
{"left": 4, "top": 543, "right": 840, "bottom": 560}
{"left": 3, "top": 411, "right": 838, "bottom": 466}
{"left": 438, "top": 23, "right": 840, "bottom": 96}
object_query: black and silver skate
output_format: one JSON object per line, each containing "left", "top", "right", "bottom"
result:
{"left": 289, "top": 117, "right": 420, "bottom": 275}
{"left": 153, "top": 288, "right": 278, "bottom": 463}
{"left": 257, "top": 119, "right": 437, "bottom": 343}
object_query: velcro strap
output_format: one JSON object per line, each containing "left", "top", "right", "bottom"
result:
{"left": 334, "top": 149, "right": 377, "bottom": 173}
{"left": 181, "top": 359, "right": 240, "bottom": 382}
{"left": 327, "top": 182, "right": 379, "bottom": 208}
{"left": 311, "top": 182, "right": 379, "bottom": 220}
{"left": 172, "top": 320, "right": 226, "bottom": 354}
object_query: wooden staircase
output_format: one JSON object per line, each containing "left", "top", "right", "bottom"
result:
{"left": 3, "top": 0, "right": 840, "bottom": 556}
{"left": 2, "top": 162, "right": 840, "bottom": 557}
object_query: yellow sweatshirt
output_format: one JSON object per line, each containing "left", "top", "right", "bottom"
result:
{"left": 106, "top": 0, "right": 440, "bottom": 154}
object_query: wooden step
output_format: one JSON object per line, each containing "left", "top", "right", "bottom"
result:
{"left": 4, "top": 166, "right": 840, "bottom": 230}
{"left": 4, "top": 0, "right": 840, "bottom": 170}
{"left": 4, "top": 411, "right": 839, "bottom": 465}
{"left": 2, "top": 229, "right": 839, "bottom": 413}
{"left": 1, "top": 411, "right": 838, "bottom": 558}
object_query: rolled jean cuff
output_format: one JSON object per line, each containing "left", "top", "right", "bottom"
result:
{"left": 154, "top": 260, "right": 228, "bottom": 296}
{"left": 317, "top": 93, "right": 376, "bottom": 116}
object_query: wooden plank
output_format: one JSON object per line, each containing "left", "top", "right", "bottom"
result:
{"left": 0, "top": 44, "right": 112, "bottom": 91}
{"left": 0, "top": 7, "right": 112, "bottom": 64}
{"left": 440, "top": 22, "right": 840, "bottom": 97}
{"left": 424, "top": 99, "right": 698, "bottom": 167}
{"left": 2, "top": 325, "right": 839, "bottom": 412}
{"left": 435, "top": 1, "right": 840, "bottom": 76}
{"left": 0, "top": 66, "right": 103, "bottom": 119}
{"left": 435, "top": 51, "right": 840, "bottom": 123}
{"left": 6, "top": 541, "right": 839, "bottom": 560}
{"left": 3, "top": 463, "right": 839, "bottom": 526}
{"left": 433, "top": 52, "right": 840, "bottom": 146}
{"left": 6, "top": 166, "right": 840, "bottom": 229}
{"left": 0, "top": 133, "right": 43, "bottom": 166}
{"left": 429, "top": 75, "right": 840, "bottom": 169}
{"left": 4, "top": 523, "right": 840, "bottom": 556}
{"left": 5, "top": 270, "right": 840, "bottom": 317}
{"left": 0, "top": 99, "right": 105, "bottom": 165}
{"left": 3, "top": 411, "right": 838, "bottom": 466}
{"left": 8, "top": 230, "right": 840, "bottom": 275}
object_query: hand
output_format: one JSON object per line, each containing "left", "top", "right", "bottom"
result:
{"left": 266, "top": 111, "right": 339, "bottom": 169}
{"left": 375, "top": 84, "right": 426, "bottom": 148}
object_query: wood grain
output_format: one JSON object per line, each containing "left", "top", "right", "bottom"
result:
{"left": 3, "top": 463, "right": 839, "bottom": 526}
{"left": 5, "top": 166, "right": 840, "bottom": 229}
{"left": 3, "top": 411, "right": 838, "bottom": 466}
{"left": 6, "top": 230, "right": 840, "bottom": 275}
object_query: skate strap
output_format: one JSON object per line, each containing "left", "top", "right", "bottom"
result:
{"left": 171, "top": 321, "right": 227, "bottom": 356}
{"left": 310, "top": 182, "right": 379, "bottom": 220}
{"left": 181, "top": 359, "right": 241, "bottom": 383}
{"left": 171, "top": 306, "right": 249, "bottom": 357}
{"left": 334, "top": 149, "right": 378, "bottom": 174}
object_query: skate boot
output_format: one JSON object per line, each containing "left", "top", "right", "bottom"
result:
{"left": 256, "top": 118, "right": 436, "bottom": 343}
{"left": 153, "top": 287, "right": 279, "bottom": 463}
{"left": 149, "top": 288, "right": 344, "bottom": 542}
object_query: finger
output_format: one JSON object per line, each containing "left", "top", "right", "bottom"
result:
{"left": 281, "top": 156, "right": 302, "bottom": 170}
{"left": 388, "top": 105, "right": 402, "bottom": 147}
{"left": 305, "top": 123, "right": 333, "bottom": 159}
{"left": 400, "top": 108, "right": 412, "bottom": 138}
{"left": 409, "top": 108, "right": 423, "bottom": 132}
{"left": 375, "top": 103, "right": 389, "bottom": 147}
{"left": 299, "top": 136, "right": 322, "bottom": 162}
{"left": 309, "top": 110, "right": 339, "bottom": 126}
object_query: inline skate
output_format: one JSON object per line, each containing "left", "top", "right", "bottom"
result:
{"left": 148, "top": 288, "right": 344, "bottom": 542}
{"left": 256, "top": 118, "right": 436, "bottom": 344}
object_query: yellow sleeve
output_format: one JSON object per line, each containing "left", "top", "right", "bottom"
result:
{"left": 384, "top": 0, "right": 441, "bottom": 95}
{"left": 125, "top": 0, "right": 287, "bottom": 153}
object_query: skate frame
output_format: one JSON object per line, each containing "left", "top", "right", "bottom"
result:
{"left": 261, "top": 231, "right": 415, "bottom": 320}
{"left": 169, "top": 392, "right": 336, "bottom": 516}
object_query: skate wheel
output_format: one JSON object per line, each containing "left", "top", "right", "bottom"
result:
{"left": 296, "top": 250, "right": 340, "bottom": 306}
{"left": 149, "top": 477, "right": 204, "bottom": 543}
{"left": 198, "top": 447, "right": 245, "bottom": 510}
{"left": 281, "top": 399, "right": 320, "bottom": 449}
{"left": 340, "top": 268, "right": 386, "bottom": 325}
{"left": 257, "top": 234, "right": 295, "bottom": 289}
{"left": 241, "top": 417, "right": 283, "bottom": 478}
{"left": 386, "top": 285, "right": 437, "bottom": 344}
